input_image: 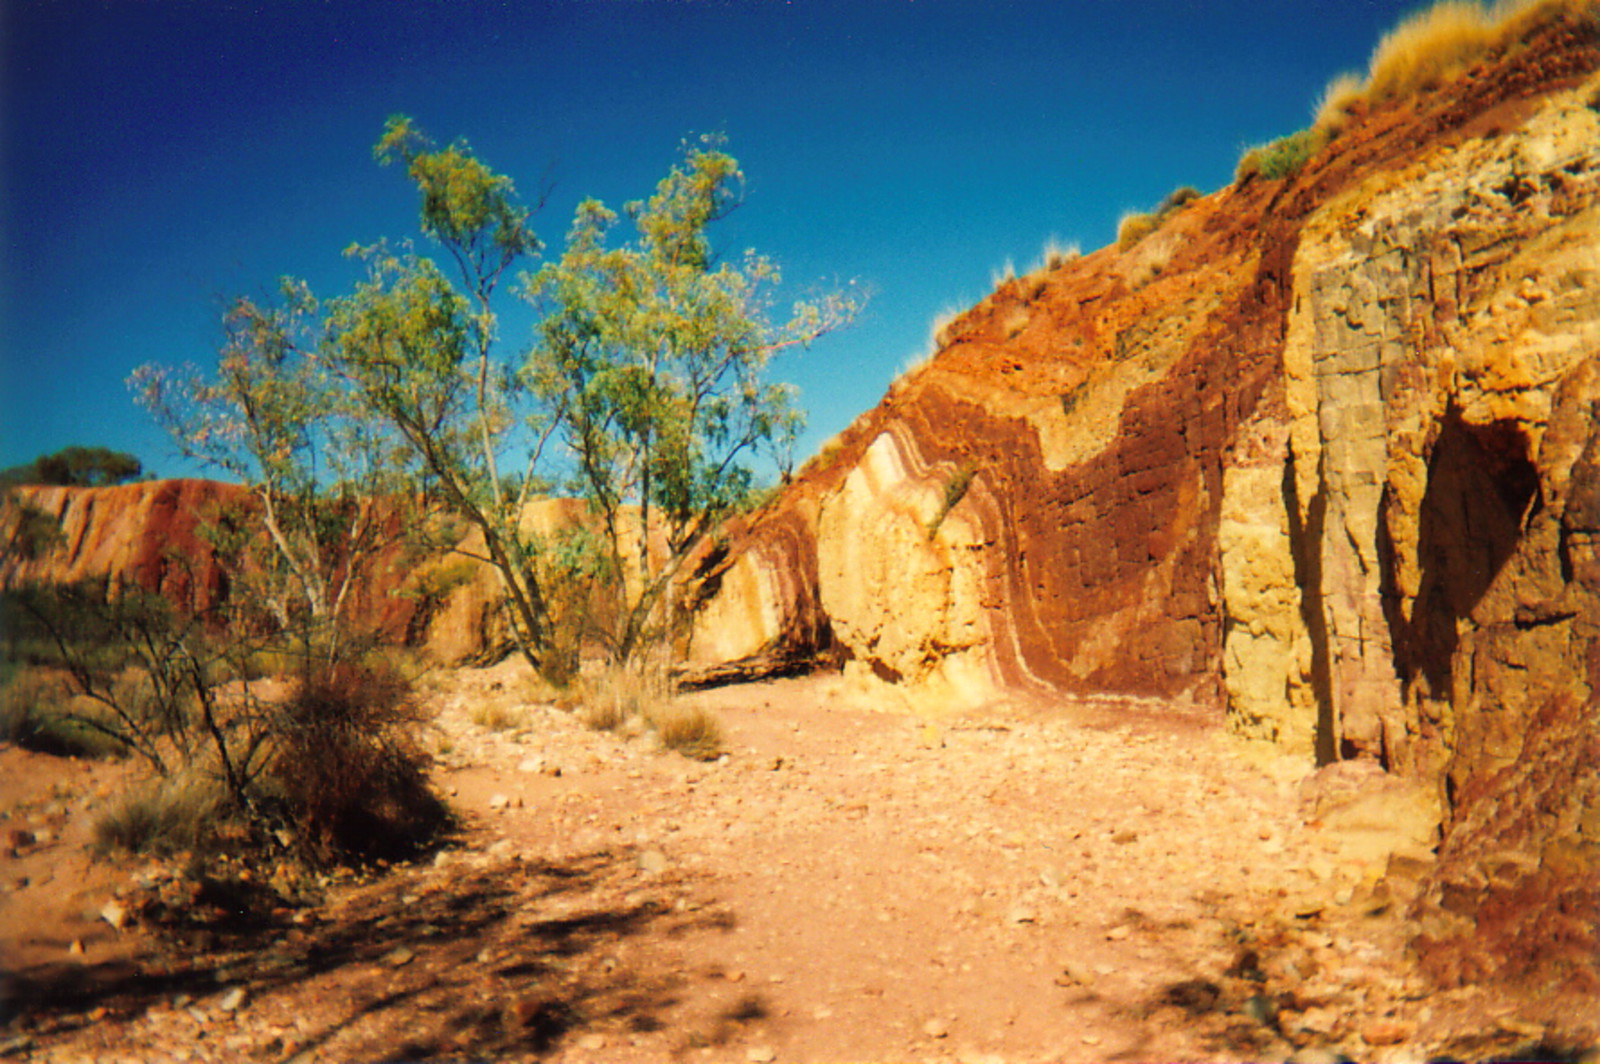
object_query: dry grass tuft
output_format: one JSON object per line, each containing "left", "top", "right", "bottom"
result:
{"left": 1117, "top": 212, "right": 1160, "bottom": 252}
{"left": 1037, "top": 237, "right": 1080, "bottom": 272}
{"left": 989, "top": 259, "right": 1017, "bottom": 289}
{"left": 580, "top": 662, "right": 669, "bottom": 731}
{"left": 1314, "top": 71, "right": 1367, "bottom": 131}
{"left": 651, "top": 703, "right": 724, "bottom": 761}
{"left": 470, "top": 699, "right": 525, "bottom": 732}
{"left": 1237, "top": 0, "right": 1595, "bottom": 187}
{"left": 95, "top": 772, "right": 227, "bottom": 857}
{"left": 579, "top": 661, "right": 723, "bottom": 760}
{"left": 1366, "top": 0, "right": 1498, "bottom": 103}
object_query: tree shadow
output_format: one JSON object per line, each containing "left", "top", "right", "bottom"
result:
{"left": 3, "top": 844, "right": 735, "bottom": 1060}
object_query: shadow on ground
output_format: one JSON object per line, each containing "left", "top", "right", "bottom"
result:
{"left": 2, "top": 844, "right": 737, "bottom": 1061}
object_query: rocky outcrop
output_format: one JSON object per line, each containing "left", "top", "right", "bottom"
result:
{"left": 688, "top": 14, "right": 1600, "bottom": 995}
{"left": 0, "top": 480, "right": 480, "bottom": 659}
{"left": 1, "top": 480, "right": 245, "bottom": 614}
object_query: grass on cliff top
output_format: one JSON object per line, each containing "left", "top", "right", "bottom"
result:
{"left": 1237, "top": 0, "right": 1597, "bottom": 184}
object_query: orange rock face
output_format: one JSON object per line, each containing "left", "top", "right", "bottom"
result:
{"left": 686, "top": 14, "right": 1600, "bottom": 995}
{"left": 2, "top": 479, "right": 245, "bottom": 614}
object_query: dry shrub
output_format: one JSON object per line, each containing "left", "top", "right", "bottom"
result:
{"left": 94, "top": 771, "right": 226, "bottom": 857}
{"left": 267, "top": 662, "right": 449, "bottom": 866}
{"left": 0, "top": 666, "right": 127, "bottom": 760}
{"left": 651, "top": 703, "right": 723, "bottom": 761}
{"left": 580, "top": 662, "right": 669, "bottom": 732}
{"left": 1156, "top": 185, "right": 1202, "bottom": 214}
{"left": 579, "top": 662, "right": 722, "bottom": 759}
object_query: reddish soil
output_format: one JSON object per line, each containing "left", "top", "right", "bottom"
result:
{"left": 2, "top": 663, "right": 1593, "bottom": 1063}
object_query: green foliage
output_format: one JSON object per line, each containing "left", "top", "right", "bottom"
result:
{"left": 331, "top": 121, "right": 560, "bottom": 679}
{"left": 6, "top": 578, "right": 446, "bottom": 866}
{"left": 0, "top": 446, "right": 144, "bottom": 487}
{"left": 131, "top": 281, "right": 409, "bottom": 662}
{"left": 0, "top": 665, "right": 127, "bottom": 759}
{"left": 927, "top": 463, "right": 977, "bottom": 540}
{"left": 1, "top": 498, "right": 65, "bottom": 561}
{"left": 1, "top": 581, "right": 214, "bottom": 771}
{"left": 525, "top": 134, "right": 860, "bottom": 661}
{"left": 1235, "top": 126, "right": 1333, "bottom": 183}
{"left": 134, "top": 116, "right": 856, "bottom": 684}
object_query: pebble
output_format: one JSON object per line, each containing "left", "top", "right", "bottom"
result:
{"left": 383, "top": 947, "right": 416, "bottom": 968}
{"left": 637, "top": 849, "right": 668, "bottom": 875}
{"left": 101, "top": 900, "right": 129, "bottom": 930}
{"left": 923, "top": 1018, "right": 950, "bottom": 1038}
{"left": 746, "top": 1046, "right": 777, "bottom": 1063}
{"left": 487, "top": 793, "right": 510, "bottom": 810}
{"left": 217, "top": 987, "right": 247, "bottom": 1012}
{"left": 1361, "top": 1019, "right": 1415, "bottom": 1046}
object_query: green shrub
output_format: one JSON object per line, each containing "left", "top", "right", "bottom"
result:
{"left": 1236, "top": 126, "right": 1333, "bottom": 183}
{"left": 0, "top": 666, "right": 129, "bottom": 760}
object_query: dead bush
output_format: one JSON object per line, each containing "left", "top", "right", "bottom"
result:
{"left": 580, "top": 662, "right": 670, "bottom": 733}
{"left": 266, "top": 662, "right": 450, "bottom": 866}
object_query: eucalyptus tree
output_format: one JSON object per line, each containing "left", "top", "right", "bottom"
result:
{"left": 139, "top": 117, "right": 857, "bottom": 684}
{"left": 131, "top": 281, "right": 400, "bottom": 662}
{"left": 323, "top": 116, "right": 568, "bottom": 677}
{"left": 524, "top": 136, "right": 860, "bottom": 662}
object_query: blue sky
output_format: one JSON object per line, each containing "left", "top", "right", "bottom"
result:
{"left": 2, "top": 0, "right": 1424, "bottom": 480}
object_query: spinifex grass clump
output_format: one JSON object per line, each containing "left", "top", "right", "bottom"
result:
{"left": 94, "top": 771, "right": 225, "bottom": 857}
{"left": 579, "top": 661, "right": 724, "bottom": 760}
{"left": 1236, "top": 0, "right": 1598, "bottom": 185}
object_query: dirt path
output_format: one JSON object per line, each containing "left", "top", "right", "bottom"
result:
{"left": 1, "top": 663, "right": 1580, "bottom": 1062}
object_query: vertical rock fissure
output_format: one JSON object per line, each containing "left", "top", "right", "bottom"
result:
{"left": 1284, "top": 443, "right": 1338, "bottom": 766}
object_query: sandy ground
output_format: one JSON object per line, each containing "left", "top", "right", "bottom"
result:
{"left": 1, "top": 661, "right": 1589, "bottom": 1063}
